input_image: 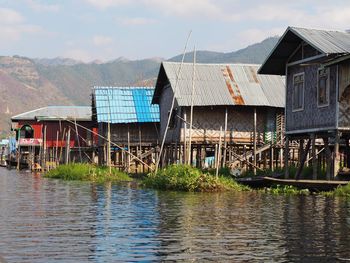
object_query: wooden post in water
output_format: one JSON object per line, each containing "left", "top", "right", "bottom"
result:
{"left": 216, "top": 126, "right": 222, "bottom": 178}
{"left": 127, "top": 126, "right": 131, "bottom": 173}
{"left": 223, "top": 108, "right": 228, "bottom": 167}
{"left": 188, "top": 46, "right": 196, "bottom": 165}
{"left": 253, "top": 107, "right": 257, "bottom": 175}
{"left": 333, "top": 132, "right": 340, "bottom": 179}
{"left": 55, "top": 130, "right": 59, "bottom": 165}
{"left": 284, "top": 136, "right": 289, "bottom": 179}
{"left": 183, "top": 111, "right": 187, "bottom": 165}
{"left": 65, "top": 128, "right": 71, "bottom": 164}
{"left": 43, "top": 125, "right": 47, "bottom": 171}
{"left": 311, "top": 133, "right": 317, "bottom": 180}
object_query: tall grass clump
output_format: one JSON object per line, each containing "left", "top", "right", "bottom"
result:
{"left": 143, "top": 164, "right": 249, "bottom": 192}
{"left": 330, "top": 183, "right": 350, "bottom": 197}
{"left": 45, "top": 163, "right": 132, "bottom": 183}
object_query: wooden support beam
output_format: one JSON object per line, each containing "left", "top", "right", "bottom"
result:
{"left": 284, "top": 136, "right": 289, "bottom": 179}
{"left": 324, "top": 137, "right": 331, "bottom": 180}
{"left": 333, "top": 132, "right": 340, "bottom": 179}
{"left": 295, "top": 138, "right": 311, "bottom": 180}
{"left": 311, "top": 133, "right": 317, "bottom": 180}
{"left": 223, "top": 107, "right": 228, "bottom": 167}
{"left": 253, "top": 107, "right": 257, "bottom": 175}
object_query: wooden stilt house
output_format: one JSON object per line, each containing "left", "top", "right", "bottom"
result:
{"left": 92, "top": 87, "right": 160, "bottom": 172}
{"left": 152, "top": 62, "right": 285, "bottom": 170}
{"left": 11, "top": 106, "right": 95, "bottom": 169}
{"left": 259, "top": 26, "right": 350, "bottom": 179}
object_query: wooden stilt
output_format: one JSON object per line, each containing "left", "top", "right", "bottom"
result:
{"left": 223, "top": 107, "right": 228, "bottom": 167}
{"left": 284, "top": 136, "right": 289, "bottom": 179}
{"left": 333, "top": 132, "right": 340, "bottom": 179}
{"left": 311, "top": 133, "right": 317, "bottom": 180}
{"left": 324, "top": 137, "right": 331, "bottom": 180}
{"left": 295, "top": 138, "right": 311, "bottom": 180}
{"left": 253, "top": 107, "right": 257, "bottom": 175}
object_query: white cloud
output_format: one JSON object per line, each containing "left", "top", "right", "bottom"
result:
{"left": 0, "top": 7, "right": 44, "bottom": 43}
{"left": 86, "top": 0, "right": 131, "bottom": 9}
{"left": 25, "top": 0, "right": 60, "bottom": 12}
{"left": 118, "top": 17, "right": 157, "bottom": 26}
{"left": 92, "top": 35, "right": 113, "bottom": 46}
{"left": 0, "top": 8, "right": 24, "bottom": 24}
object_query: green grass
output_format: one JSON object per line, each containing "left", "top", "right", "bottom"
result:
{"left": 320, "top": 183, "right": 350, "bottom": 198}
{"left": 44, "top": 163, "right": 132, "bottom": 183}
{"left": 142, "top": 164, "right": 249, "bottom": 192}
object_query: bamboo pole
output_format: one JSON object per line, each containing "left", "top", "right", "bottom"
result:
{"left": 188, "top": 46, "right": 196, "bottom": 165}
{"left": 223, "top": 107, "right": 228, "bottom": 167}
{"left": 74, "top": 117, "right": 83, "bottom": 163}
{"left": 155, "top": 31, "right": 192, "bottom": 173}
{"left": 127, "top": 125, "right": 131, "bottom": 173}
{"left": 55, "top": 130, "right": 59, "bottom": 165}
{"left": 107, "top": 97, "right": 112, "bottom": 174}
{"left": 184, "top": 111, "right": 187, "bottom": 165}
{"left": 65, "top": 128, "right": 71, "bottom": 164}
{"left": 58, "top": 127, "right": 66, "bottom": 164}
{"left": 253, "top": 107, "right": 257, "bottom": 175}
{"left": 216, "top": 126, "right": 222, "bottom": 178}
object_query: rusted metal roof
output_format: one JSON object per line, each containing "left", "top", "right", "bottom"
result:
{"left": 153, "top": 62, "right": 285, "bottom": 108}
{"left": 259, "top": 27, "right": 350, "bottom": 75}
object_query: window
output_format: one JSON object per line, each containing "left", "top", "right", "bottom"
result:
{"left": 317, "top": 68, "right": 330, "bottom": 107}
{"left": 293, "top": 73, "right": 304, "bottom": 111}
{"left": 20, "top": 125, "right": 34, "bottom": 138}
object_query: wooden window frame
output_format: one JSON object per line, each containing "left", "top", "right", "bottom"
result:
{"left": 292, "top": 72, "right": 305, "bottom": 112}
{"left": 317, "top": 67, "right": 330, "bottom": 108}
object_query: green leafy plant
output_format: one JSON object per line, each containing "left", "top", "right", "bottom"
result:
{"left": 142, "top": 164, "right": 249, "bottom": 192}
{"left": 45, "top": 163, "right": 132, "bottom": 183}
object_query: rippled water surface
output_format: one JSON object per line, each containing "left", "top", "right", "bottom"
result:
{"left": 1, "top": 169, "right": 350, "bottom": 262}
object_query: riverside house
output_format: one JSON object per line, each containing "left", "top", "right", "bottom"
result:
{"left": 259, "top": 26, "right": 350, "bottom": 179}
{"left": 152, "top": 62, "right": 285, "bottom": 169}
{"left": 92, "top": 86, "right": 160, "bottom": 172}
{"left": 11, "top": 106, "right": 96, "bottom": 169}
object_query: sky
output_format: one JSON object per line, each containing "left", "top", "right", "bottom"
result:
{"left": 0, "top": 0, "right": 350, "bottom": 62}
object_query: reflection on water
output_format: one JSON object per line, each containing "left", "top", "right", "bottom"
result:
{"left": 0, "top": 169, "right": 350, "bottom": 262}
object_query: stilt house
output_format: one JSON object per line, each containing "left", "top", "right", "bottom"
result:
{"left": 11, "top": 106, "right": 95, "bottom": 169}
{"left": 152, "top": 62, "right": 285, "bottom": 168}
{"left": 259, "top": 26, "right": 350, "bottom": 179}
{"left": 92, "top": 87, "right": 160, "bottom": 170}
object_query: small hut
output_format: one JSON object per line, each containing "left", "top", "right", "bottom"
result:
{"left": 153, "top": 62, "right": 285, "bottom": 170}
{"left": 11, "top": 106, "right": 95, "bottom": 169}
{"left": 259, "top": 26, "right": 350, "bottom": 179}
{"left": 92, "top": 87, "right": 160, "bottom": 171}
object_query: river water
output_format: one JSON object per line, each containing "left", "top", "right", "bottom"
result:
{"left": 0, "top": 169, "right": 350, "bottom": 262}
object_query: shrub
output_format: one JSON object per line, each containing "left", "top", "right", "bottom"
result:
{"left": 143, "top": 164, "right": 249, "bottom": 192}
{"left": 263, "top": 184, "right": 310, "bottom": 195}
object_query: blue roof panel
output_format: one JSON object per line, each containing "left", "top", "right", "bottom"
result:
{"left": 94, "top": 87, "right": 160, "bottom": 124}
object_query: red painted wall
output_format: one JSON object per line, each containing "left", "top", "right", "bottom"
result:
{"left": 17, "top": 120, "right": 97, "bottom": 148}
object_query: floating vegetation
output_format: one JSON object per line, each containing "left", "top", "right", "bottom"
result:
{"left": 262, "top": 184, "right": 310, "bottom": 195}
{"left": 44, "top": 163, "right": 132, "bottom": 183}
{"left": 142, "top": 164, "right": 249, "bottom": 192}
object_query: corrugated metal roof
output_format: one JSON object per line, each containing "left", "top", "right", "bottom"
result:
{"left": 259, "top": 27, "right": 350, "bottom": 75}
{"left": 154, "top": 62, "right": 285, "bottom": 108}
{"left": 93, "top": 87, "right": 160, "bottom": 124}
{"left": 291, "top": 27, "right": 350, "bottom": 54}
{"left": 11, "top": 106, "right": 91, "bottom": 121}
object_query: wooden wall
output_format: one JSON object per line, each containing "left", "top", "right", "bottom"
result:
{"left": 99, "top": 122, "right": 159, "bottom": 146}
{"left": 161, "top": 105, "right": 281, "bottom": 144}
{"left": 339, "top": 59, "right": 350, "bottom": 128}
{"left": 286, "top": 63, "right": 337, "bottom": 133}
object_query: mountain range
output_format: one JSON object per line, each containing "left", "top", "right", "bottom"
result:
{"left": 0, "top": 36, "right": 278, "bottom": 136}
